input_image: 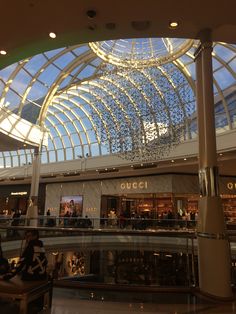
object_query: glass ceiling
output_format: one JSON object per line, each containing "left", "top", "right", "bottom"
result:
{"left": 0, "top": 39, "right": 236, "bottom": 167}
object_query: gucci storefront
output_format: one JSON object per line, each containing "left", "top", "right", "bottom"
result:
{"left": 45, "top": 174, "right": 236, "bottom": 224}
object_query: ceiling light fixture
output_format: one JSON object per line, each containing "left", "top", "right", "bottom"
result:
{"left": 49, "top": 32, "right": 56, "bottom": 39}
{"left": 0, "top": 50, "right": 7, "bottom": 55}
{"left": 169, "top": 21, "right": 178, "bottom": 29}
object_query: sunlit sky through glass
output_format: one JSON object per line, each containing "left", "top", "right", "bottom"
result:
{"left": 0, "top": 39, "right": 235, "bottom": 167}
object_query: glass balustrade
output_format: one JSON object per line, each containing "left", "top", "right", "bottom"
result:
{"left": 0, "top": 220, "right": 235, "bottom": 290}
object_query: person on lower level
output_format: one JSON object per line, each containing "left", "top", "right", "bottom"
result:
{"left": 3, "top": 229, "right": 48, "bottom": 281}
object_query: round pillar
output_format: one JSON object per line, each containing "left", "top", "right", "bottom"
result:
{"left": 194, "top": 29, "right": 232, "bottom": 298}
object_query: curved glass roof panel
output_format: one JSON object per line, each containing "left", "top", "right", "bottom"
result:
{"left": 89, "top": 38, "right": 193, "bottom": 68}
{"left": 0, "top": 39, "right": 235, "bottom": 166}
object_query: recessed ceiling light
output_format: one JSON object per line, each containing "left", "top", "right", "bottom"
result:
{"left": 49, "top": 32, "right": 56, "bottom": 39}
{"left": 184, "top": 158, "right": 187, "bottom": 161}
{"left": 171, "top": 160, "right": 175, "bottom": 163}
{"left": 219, "top": 153, "right": 223, "bottom": 156}
{"left": 0, "top": 50, "right": 7, "bottom": 55}
{"left": 169, "top": 21, "right": 178, "bottom": 29}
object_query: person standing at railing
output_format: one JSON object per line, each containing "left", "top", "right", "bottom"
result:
{"left": 190, "top": 211, "right": 196, "bottom": 228}
{"left": 84, "top": 215, "right": 92, "bottom": 228}
{"left": 71, "top": 210, "right": 78, "bottom": 226}
{"left": 11, "top": 209, "right": 21, "bottom": 236}
{"left": 64, "top": 211, "right": 70, "bottom": 227}
{"left": 119, "top": 211, "right": 125, "bottom": 229}
{"left": 46, "top": 208, "right": 51, "bottom": 226}
{"left": 11, "top": 209, "right": 21, "bottom": 225}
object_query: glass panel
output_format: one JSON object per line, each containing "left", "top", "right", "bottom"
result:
{"left": 19, "top": 154, "right": 27, "bottom": 166}
{"left": 214, "top": 44, "right": 235, "bottom": 62}
{"left": 4, "top": 90, "right": 21, "bottom": 111}
{"left": 44, "top": 48, "right": 64, "bottom": 58}
{"left": 54, "top": 137, "right": 63, "bottom": 149}
{"left": 62, "top": 135, "right": 72, "bottom": 147}
{"left": 49, "top": 150, "right": 56, "bottom": 163}
{"left": 71, "top": 133, "right": 80, "bottom": 146}
{"left": 52, "top": 51, "right": 75, "bottom": 69}
{"left": 27, "top": 81, "right": 49, "bottom": 101}
{"left": 57, "top": 149, "right": 65, "bottom": 162}
{"left": 41, "top": 150, "right": 48, "bottom": 164}
{"left": 90, "top": 143, "right": 100, "bottom": 156}
{"left": 0, "top": 63, "right": 18, "bottom": 81}
{"left": 79, "top": 132, "right": 88, "bottom": 144}
{"left": 0, "top": 158, "right": 4, "bottom": 168}
{"left": 24, "top": 54, "right": 47, "bottom": 75}
{"left": 38, "top": 64, "right": 60, "bottom": 85}
{"left": 72, "top": 45, "right": 89, "bottom": 56}
{"left": 74, "top": 146, "right": 83, "bottom": 158}
{"left": 11, "top": 69, "right": 32, "bottom": 95}
{"left": 214, "top": 68, "right": 235, "bottom": 90}
{"left": 12, "top": 155, "right": 19, "bottom": 167}
{"left": 66, "top": 148, "right": 73, "bottom": 160}
{"left": 78, "top": 65, "right": 96, "bottom": 80}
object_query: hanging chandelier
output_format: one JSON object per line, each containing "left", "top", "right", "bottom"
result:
{"left": 88, "top": 62, "right": 195, "bottom": 162}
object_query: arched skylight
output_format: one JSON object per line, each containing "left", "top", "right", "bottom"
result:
{"left": 0, "top": 39, "right": 235, "bottom": 167}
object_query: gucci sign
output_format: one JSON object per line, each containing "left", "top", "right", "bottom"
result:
{"left": 227, "top": 182, "right": 236, "bottom": 190}
{"left": 120, "top": 181, "right": 148, "bottom": 190}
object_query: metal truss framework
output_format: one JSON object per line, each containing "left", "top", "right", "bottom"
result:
{"left": 0, "top": 39, "right": 235, "bottom": 167}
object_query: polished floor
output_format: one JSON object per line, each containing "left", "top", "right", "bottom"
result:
{"left": 51, "top": 287, "right": 236, "bottom": 314}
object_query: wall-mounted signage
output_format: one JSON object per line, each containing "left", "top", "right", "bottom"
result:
{"left": 10, "top": 192, "right": 27, "bottom": 196}
{"left": 85, "top": 207, "right": 97, "bottom": 212}
{"left": 227, "top": 182, "right": 236, "bottom": 191}
{"left": 120, "top": 181, "right": 148, "bottom": 190}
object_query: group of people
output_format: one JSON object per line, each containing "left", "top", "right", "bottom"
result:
{"left": 100, "top": 208, "right": 198, "bottom": 230}
{"left": 61, "top": 211, "right": 92, "bottom": 228}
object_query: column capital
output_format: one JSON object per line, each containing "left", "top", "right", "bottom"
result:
{"left": 194, "top": 41, "right": 213, "bottom": 61}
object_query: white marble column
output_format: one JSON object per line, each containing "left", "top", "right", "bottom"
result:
{"left": 26, "top": 146, "right": 41, "bottom": 226}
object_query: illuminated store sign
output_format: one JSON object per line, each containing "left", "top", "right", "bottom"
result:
{"left": 227, "top": 182, "right": 236, "bottom": 191}
{"left": 85, "top": 207, "right": 97, "bottom": 212}
{"left": 120, "top": 181, "right": 148, "bottom": 190}
{"left": 10, "top": 192, "right": 27, "bottom": 196}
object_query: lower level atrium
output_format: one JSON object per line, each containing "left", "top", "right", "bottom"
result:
{"left": 0, "top": 225, "right": 236, "bottom": 313}
{"left": 51, "top": 287, "right": 236, "bottom": 314}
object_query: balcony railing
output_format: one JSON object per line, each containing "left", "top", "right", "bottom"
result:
{"left": 0, "top": 219, "right": 235, "bottom": 291}
{"left": 0, "top": 215, "right": 197, "bottom": 231}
